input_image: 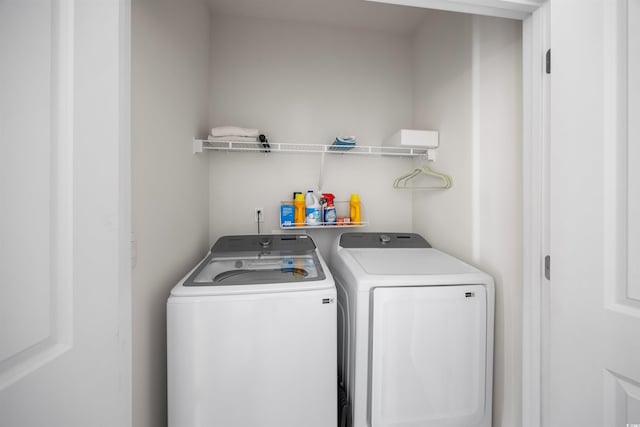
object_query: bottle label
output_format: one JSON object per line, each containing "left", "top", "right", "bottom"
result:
{"left": 306, "top": 207, "right": 321, "bottom": 224}
{"left": 325, "top": 208, "right": 336, "bottom": 223}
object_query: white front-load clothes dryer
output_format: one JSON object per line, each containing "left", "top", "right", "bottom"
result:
{"left": 330, "top": 232, "right": 494, "bottom": 427}
{"left": 167, "top": 234, "right": 337, "bottom": 427}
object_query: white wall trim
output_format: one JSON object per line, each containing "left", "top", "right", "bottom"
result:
{"left": 366, "top": 0, "right": 541, "bottom": 20}
{"left": 521, "top": 2, "right": 549, "bottom": 427}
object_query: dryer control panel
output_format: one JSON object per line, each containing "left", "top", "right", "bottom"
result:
{"left": 339, "top": 232, "right": 431, "bottom": 249}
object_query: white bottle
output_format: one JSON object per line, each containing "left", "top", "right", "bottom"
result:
{"left": 305, "top": 190, "right": 321, "bottom": 225}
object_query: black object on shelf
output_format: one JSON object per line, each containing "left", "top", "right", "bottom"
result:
{"left": 259, "top": 134, "right": 271, "bottom": 152}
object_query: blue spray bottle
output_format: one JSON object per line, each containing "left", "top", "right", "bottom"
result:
{"left": 322, "top": 193, "right": 337, "bottom": 225}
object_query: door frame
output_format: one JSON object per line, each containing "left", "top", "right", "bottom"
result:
{"left": 520, "top": 3, "right": 550, "bottom": 427}
{"left": 135, "top": 0, "right": 550, "bottom": 425}
{"left": 449, "top": 4, "right": 551, "bottom": 427}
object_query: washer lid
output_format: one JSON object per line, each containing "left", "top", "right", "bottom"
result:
{"left": 212, "top": 234, "right": 317, "bottom": 256}
{"left": 186, "top": 253, "right": 325, "bottom": 286}
{"left": 183, "top": 234, "right": 326, "bottom": 287}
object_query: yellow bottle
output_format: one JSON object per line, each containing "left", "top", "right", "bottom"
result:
{"left": 350, "top": 193, "right": 361, "bottom": 225}
{"left": 294, "top": 193, "right": 306, "bottom": 226}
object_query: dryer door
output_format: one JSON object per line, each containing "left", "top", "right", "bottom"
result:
{"left": 370, "top": 285, "right": 487, "bottom": 427}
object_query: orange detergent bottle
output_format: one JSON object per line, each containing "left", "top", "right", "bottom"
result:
{"left": 349, "top": 193, "right": 361, "bottom": 225}
{"left": 294, "top": 193, "right": 306, "bottom": 226}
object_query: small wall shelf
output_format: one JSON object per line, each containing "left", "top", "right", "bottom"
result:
{"left": 279, "top": 200, "right": 367, "bottom": 229}
{"left": 193, "top": 138, "right": 433, "bottom": 158}
{"left": 279, "top": 222, "right": 368, "bottom": 230}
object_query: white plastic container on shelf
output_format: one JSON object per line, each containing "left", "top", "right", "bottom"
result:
{"left": 305, "top": 190, "right": 321, "bottom": 225}
{"left": 385, "top": 129, "right": 439, "bottom": 148}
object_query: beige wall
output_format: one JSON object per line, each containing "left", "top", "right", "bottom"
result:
{"left": 207, "top": 14, "right": 416, "bottom": 255}
{"left": 412, "top": 10, "right": 523, "bottom": 427}
{"left": 411, "top": 10, "right": 474, "bottom": 259}
{"left": 131, "top": 0, "right": 211, "bottom": 426}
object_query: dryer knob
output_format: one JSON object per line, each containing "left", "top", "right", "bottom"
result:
{"left": 379, "top": 234, "right": 391, "bottom": 244}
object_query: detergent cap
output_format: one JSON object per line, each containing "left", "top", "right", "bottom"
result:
{"left": 350, "top": 193, "right": 360, "bottom": 202}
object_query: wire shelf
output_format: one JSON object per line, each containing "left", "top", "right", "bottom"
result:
{"left": 193, "top": 139, "right": 432, "bottom": 157}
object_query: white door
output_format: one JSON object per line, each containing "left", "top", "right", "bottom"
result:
{"left": 549, "top": 0, "right": 640, "bottom": 425}
{"left": 0, "top": 1, "right": 131, "bottom": 426}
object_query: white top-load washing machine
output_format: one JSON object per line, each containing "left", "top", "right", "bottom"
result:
{"left": 167, "top": 234, "right": 337, "bottom": 427}
{"left": 330, "top": 232, "right": 494, "bottom": 427}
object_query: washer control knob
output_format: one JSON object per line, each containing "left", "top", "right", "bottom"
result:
{"left": 259, "top": 238, "right": 272, "bottom": 248}
{"left": 379, "top": 234, "right": 391, "bottom": 244}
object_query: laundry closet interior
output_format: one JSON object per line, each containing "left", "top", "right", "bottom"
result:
{"left": 131, "top": 0, "right": 523, "bottom": 425}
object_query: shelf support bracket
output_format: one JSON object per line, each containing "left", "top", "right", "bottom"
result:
{"left": 193, "top": 138, "right": 203, "bottom": 154}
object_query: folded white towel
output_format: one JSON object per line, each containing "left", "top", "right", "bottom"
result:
{"left": 210, "top": 126, "right": 259, "bottom": 138}
{"left": 207, "top": 135, "right": 257, "bottom": 142}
